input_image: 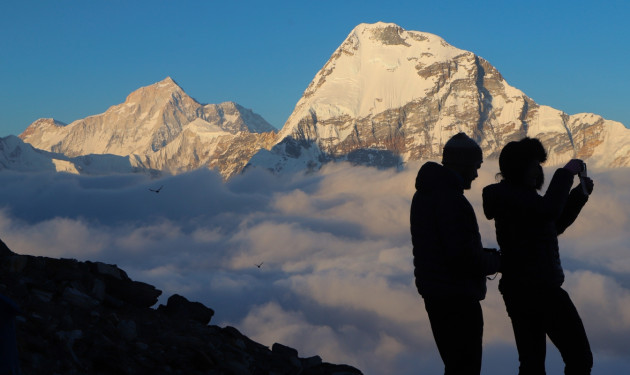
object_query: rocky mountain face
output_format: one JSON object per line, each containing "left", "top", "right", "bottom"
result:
{"left": 11, "top": 24, "right": 630, "bottom": 180}
{"left": 250, "top": 22, "right": 630, "bottom": 174}
{"left": 18, "top": 78, "right": 277, "bottom": 179}
{"left": 0, "top": 239, "right": 362, "bottom": 375}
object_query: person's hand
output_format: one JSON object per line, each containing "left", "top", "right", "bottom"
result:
{"left": 563, "top": 159, "right": 584, "bottom": 175}
{"left": 580, "top": 176, "right": 594, "bottom": 195}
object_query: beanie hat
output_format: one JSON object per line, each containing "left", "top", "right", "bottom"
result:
{"left": 441, "top": 132, "right": 483, "bottom": 166}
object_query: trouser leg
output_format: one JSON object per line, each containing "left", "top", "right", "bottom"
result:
{"left": 545, "top": 288, "right": 592, "bottom": 375}
{"left": 424, "top": 298, "right": 483, "bottom": 375}
{"left": 503, "top": 292, "right": 547, "bottom": 375}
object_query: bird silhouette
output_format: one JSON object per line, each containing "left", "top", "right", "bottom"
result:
{"left": 149, "top": 185, "right": 163, "bottom": 193}
{"left": 255, "top": 262, "right": 264, "bottom": 268}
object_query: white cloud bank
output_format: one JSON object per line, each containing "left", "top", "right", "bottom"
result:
{"left": 0, "top": 161, "right": 628, "bottom": 375}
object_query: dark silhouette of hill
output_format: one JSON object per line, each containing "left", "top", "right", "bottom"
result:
{"left": 0, "top": 239, "right": 362, "bottom": 375}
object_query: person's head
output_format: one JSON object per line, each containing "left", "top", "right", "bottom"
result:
{"left": 441, "top": 132, "right": 483, "bottom": 189}
{"left": 499, "top": 137, "right": 547, "bottom": 189}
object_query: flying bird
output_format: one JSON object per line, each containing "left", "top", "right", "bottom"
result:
{"left": 149, "top": 185, "right": 163, "bottom": 193}
{"left": 255, "top": 262, "right": 264, "bottom": 269}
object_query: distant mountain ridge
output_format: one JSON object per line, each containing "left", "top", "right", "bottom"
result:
{"left": 8, "top": 23, "right": 630, "bottom": 179}
{"left": 21, "top": 77, "right": 275, "bottom": 156}
{"left": 0, "top": 135, "right": 141, "bottom": 174}
{"left": 17, "top": 77, "right": 277, "bottom": 179}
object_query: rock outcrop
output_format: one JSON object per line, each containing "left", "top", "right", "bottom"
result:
{"left": 0, "top": 240, "right": 362, "bottom": 375}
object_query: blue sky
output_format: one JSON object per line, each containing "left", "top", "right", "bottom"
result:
{"left": 1, "top": 0, "right": 628, "bottom": 136}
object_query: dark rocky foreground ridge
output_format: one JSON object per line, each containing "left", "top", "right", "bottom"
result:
{"left": 0, "top": 240, "right": 362, "bottom": 375}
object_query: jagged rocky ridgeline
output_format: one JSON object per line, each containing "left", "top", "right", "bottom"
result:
{"left": 0, "top": 240, "right": 362, "bottom": 375}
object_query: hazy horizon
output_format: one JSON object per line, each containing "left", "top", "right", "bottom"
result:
{"left": 0, "top": 160, "right": 628, "bottom": 374}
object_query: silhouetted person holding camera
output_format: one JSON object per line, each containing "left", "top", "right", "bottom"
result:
{"left": 482, "top": 137, "right": 594, "bottom": 375}
{"left": 411, "top": 132, "right": 501, "bottom": 375}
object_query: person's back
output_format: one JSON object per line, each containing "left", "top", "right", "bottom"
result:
{"left": 410, "top": 132, "right": 500, "bottom": 375}
{"left": 411, "top": 161, "right": 488, "bottom": 300}
{"left": 482, "top": 137, "right": 593, "bottom": 375}
{"left": 483, "top": 176, "right": 571, "bottom": 290}
{"left": 482, "top": 139, "right": 589, "bottom": 292}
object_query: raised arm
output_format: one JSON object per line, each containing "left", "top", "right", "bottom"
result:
{"left": 556, "top": 177, "right": 593, "bottom": 234}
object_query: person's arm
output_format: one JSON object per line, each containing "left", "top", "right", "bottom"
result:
{"left": 506, "top": 161, "right": 581, "bottom": 222}
{"left": 530, "top": 168, "right": 575, "bottom": 220}
{"left": 437, "top": 195, "right": 500, "bottom": 277}
{"left": 556, "top": 177, "right": 593, "bottom": 234}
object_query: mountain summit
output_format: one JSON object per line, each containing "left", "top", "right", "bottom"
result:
{"left": 18, "top": 78, "right": 277, "bottom": 178}
{"left": 252, "top": 22, "right": 630, "bottom": 173}
{"left": 11, "top": 23, "right": 630, "bottom": 178}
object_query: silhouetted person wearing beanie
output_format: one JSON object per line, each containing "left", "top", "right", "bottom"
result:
{"left": 411, "top": 132, "right": 501, "bottom": 375}
{"left": 483, "top": 137, "right": 594, "bottom": 375}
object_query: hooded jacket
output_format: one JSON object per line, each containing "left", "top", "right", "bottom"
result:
{"left": 410, "top": 162, "right": 500, "bottom": 301}
{"left": 482, "top": 168, "right": 588, "bottom": 292}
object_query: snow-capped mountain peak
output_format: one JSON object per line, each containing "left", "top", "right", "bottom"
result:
{"left": 279, "top": 22, "right": 473, "bottom": 140}
{"left": 8, "top": 23, "right": 630, "bottom": 179}
{"left": 265, "top": 22, "right": 630, "bottom": 173}
{"left": 123, "top": 77, "right": 193, "bottom": 108}
{"left": 17, "top": 78, "right": 277, "bottom": 178}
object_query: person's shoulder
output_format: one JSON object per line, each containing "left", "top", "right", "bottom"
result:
{"left": 484, "top": 180, "right": 530, "bottom": 195}
{"left": 482, "top": 182, "right": 501, "bottom": 194}
{"left": 482, "top": 181, "right": 525, "bottom": 218}
{"left": 415, "top": 162, "right": 451, "bottom": 192}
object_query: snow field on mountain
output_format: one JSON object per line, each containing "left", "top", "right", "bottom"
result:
{"left": 273, "top": 22, "right": 630, "bottom": 171}
{"left": 286, "top": 23, "right": 468, "bottom": 128}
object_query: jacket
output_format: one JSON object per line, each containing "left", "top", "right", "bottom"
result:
{"left": 410, "top": 162, "right": 500, "bottom": 301}
{"left": 482, "top": 168, "right": 588, "bottom": 292}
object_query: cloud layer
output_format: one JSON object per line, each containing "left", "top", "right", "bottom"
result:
{"left": 0, "top": 162, "right": 628, "bottom": 374}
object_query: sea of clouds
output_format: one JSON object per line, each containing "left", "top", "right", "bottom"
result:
{"left": 0, "top": 160, "right": 628, "bottom": 374}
